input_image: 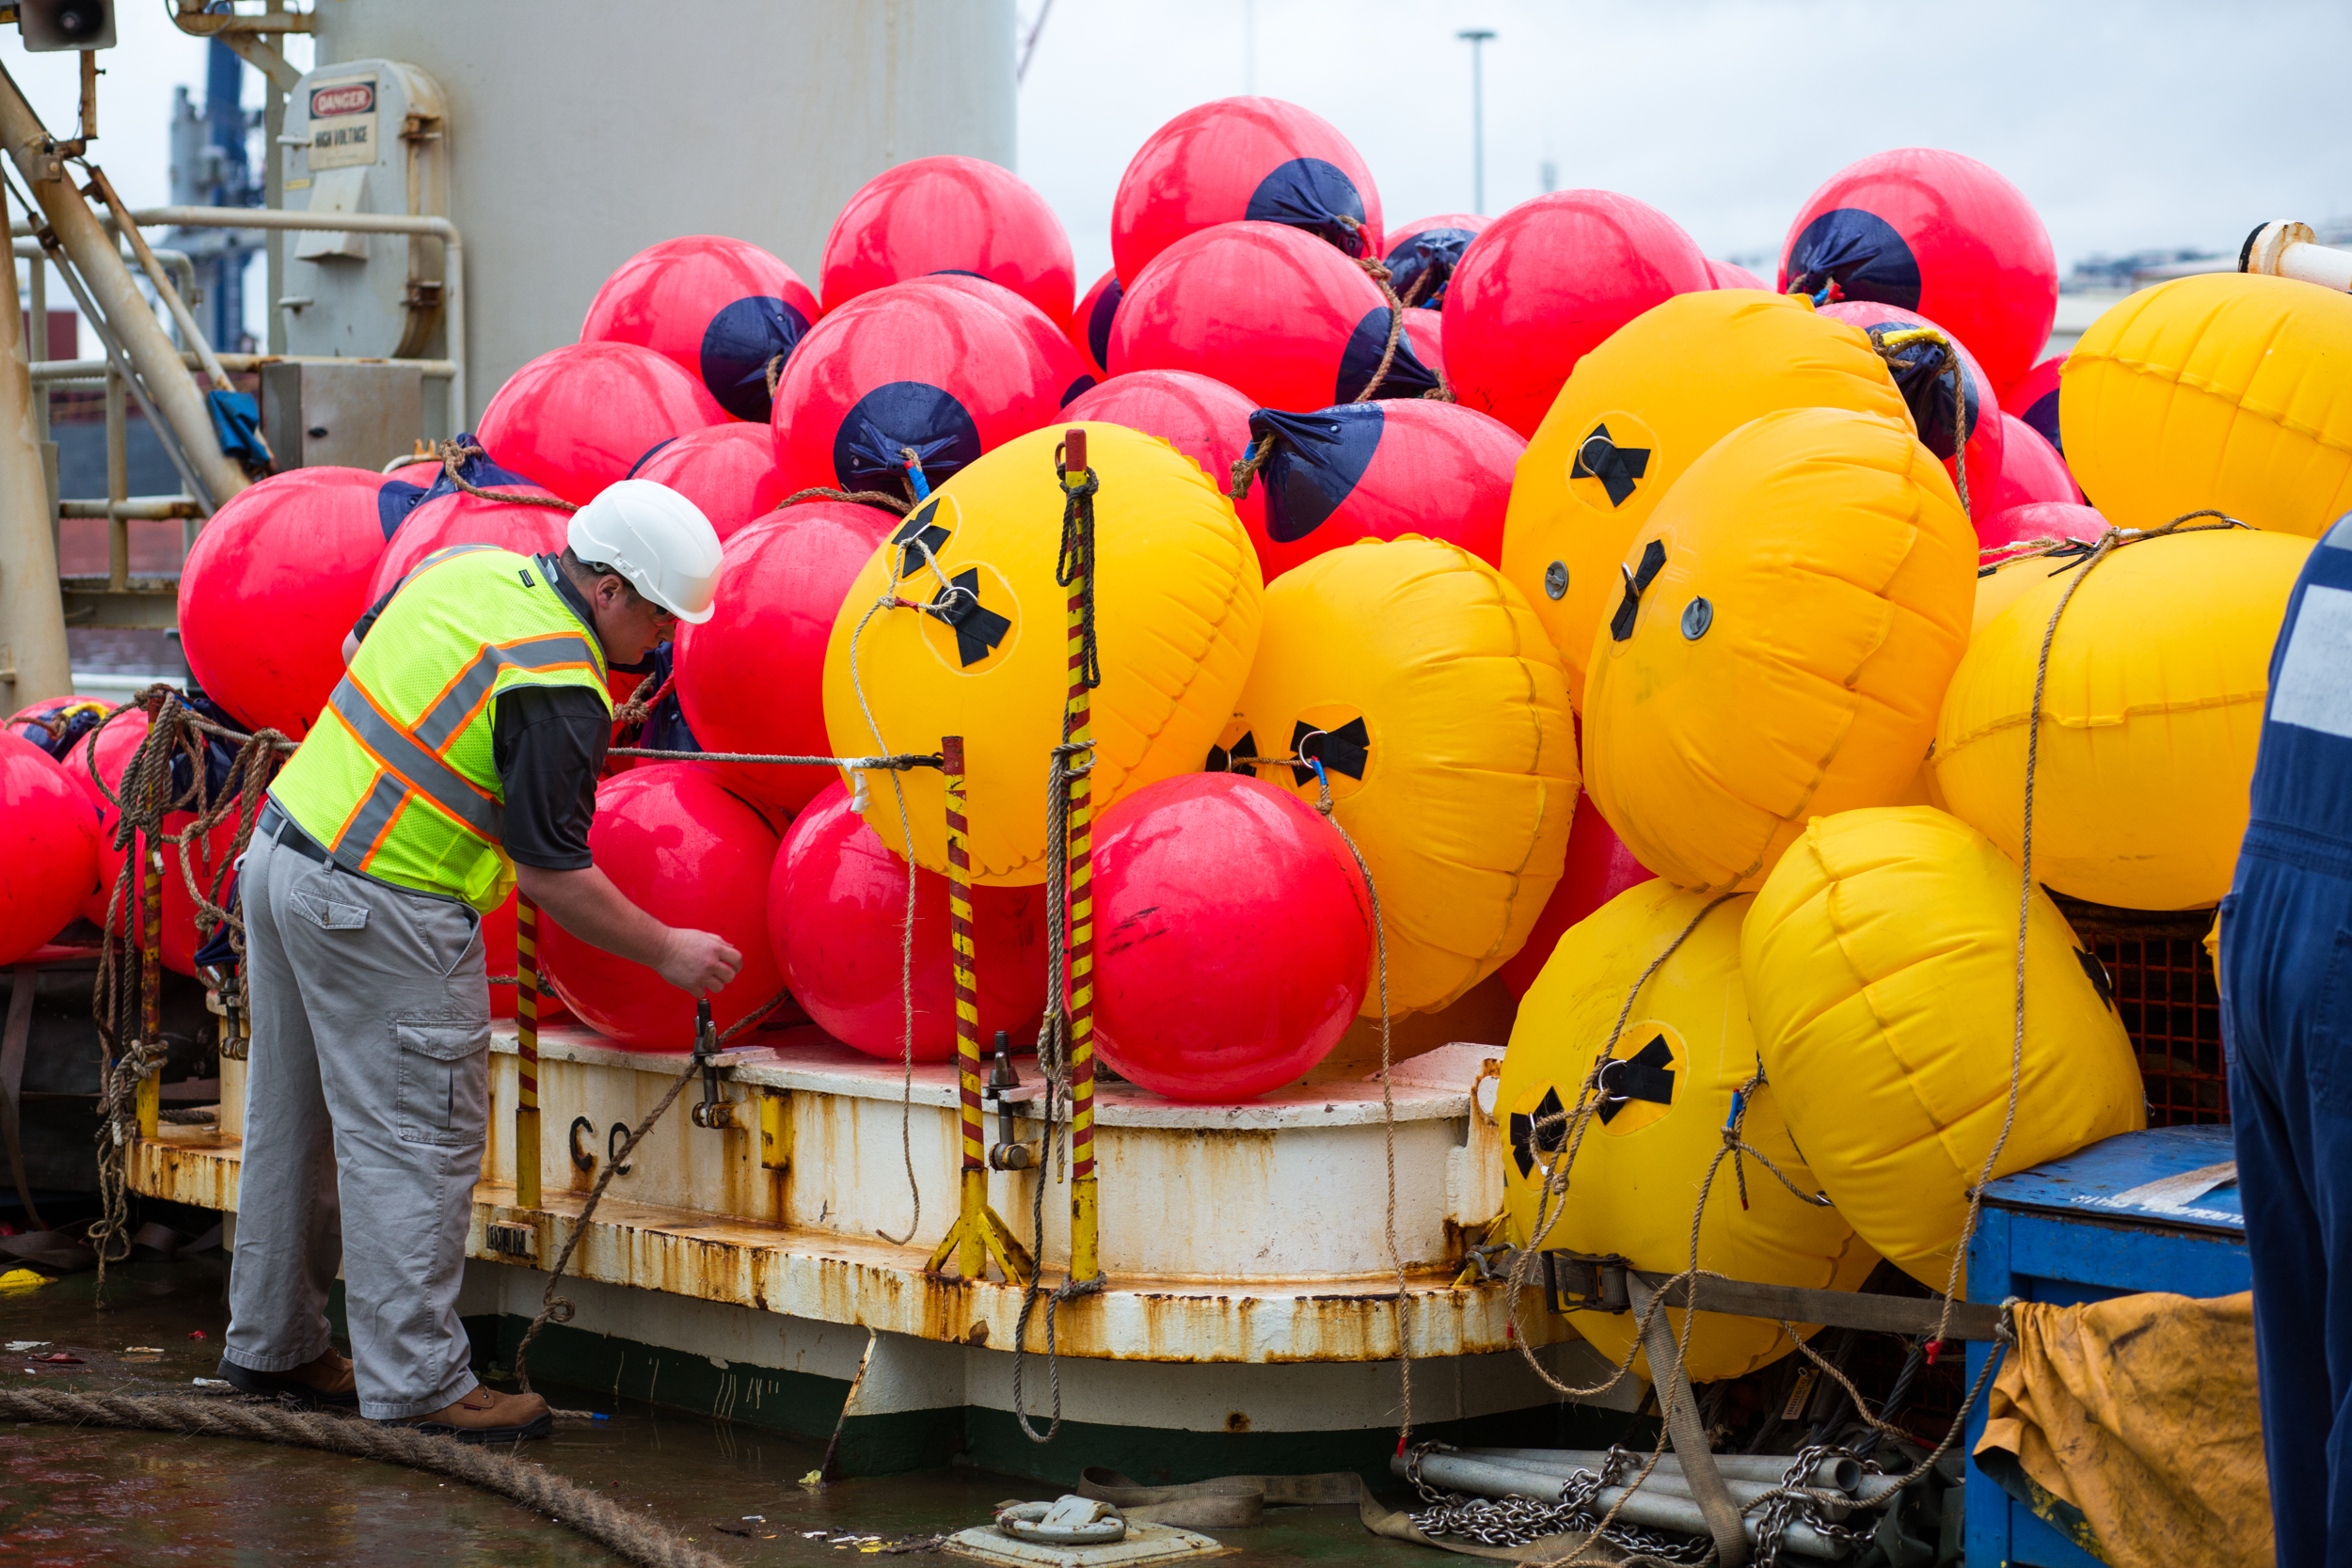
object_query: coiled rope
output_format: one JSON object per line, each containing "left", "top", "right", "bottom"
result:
{"left": 0, "top": 1388, "right": 725, "bottom": 1568}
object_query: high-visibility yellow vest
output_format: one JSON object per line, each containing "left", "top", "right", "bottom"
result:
{"left": 271, "top": 546, "right": 612, "bottom": 910}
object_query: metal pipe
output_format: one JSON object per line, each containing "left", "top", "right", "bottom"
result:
{"left": 103, "top": 367, "right": 126, "bottom": 590}
{"left": 39, "top": 232, "right": 215, "bottom": 513}
{"left": 2242, "top": 221, "right": 2352, "bottom": 293}
{"left": 123, "top": 206, "right": 469, "bottom": 427}
{"left": 0, "top": 193, "right": 70, "bottom": 709}
{"left": 1395, "top": 1454, "right": 1851, "bottom": 1561}
{"left": 85, "top": 166, "right": 230, "bottom": 391}
{"left": 1460, "top": 1449, "right": 1863, "bottom": 1494}
{"left": 0, "top": 65, "right": 246, "bottom": 507}
{"left": 1443, "top": 1451, "right": 1852, "bottom": 1519}
{"left": 14, "top": 241, "right": 199, "bottom": 305}
{"left": 59, "top": 498, "right": 202, "bottom": 520}
{"left": 25, "top": 237, "right": 46, "bottom": 442}
{"left": 26, "top": 353, "right": 457, "bottom": 384}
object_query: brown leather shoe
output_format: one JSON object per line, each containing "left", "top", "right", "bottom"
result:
{"left": 218, "top": 1347, "right": 358, "bottom": 1409}
{"left": 394, "top": 1384, "right": 552, "bottom": 1444}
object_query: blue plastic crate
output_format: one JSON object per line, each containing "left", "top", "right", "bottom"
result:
{"left": 1963, "top": 1124, "right": 2249, "bottom": 1566}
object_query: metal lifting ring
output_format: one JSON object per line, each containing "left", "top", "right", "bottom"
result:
{"left": 1295, "top": 727, "right": 1329, "bottom": 763}
{"left": 994, "top": 1498, "right": 1128, "bottom": 1545}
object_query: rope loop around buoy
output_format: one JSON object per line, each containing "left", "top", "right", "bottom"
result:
{"left": 433, "top": 438, "right": 580, "bottom": 513}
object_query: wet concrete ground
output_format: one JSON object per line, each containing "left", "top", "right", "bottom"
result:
{"left": 0, "top": 1259, "right": 1431, "bottom": 1567}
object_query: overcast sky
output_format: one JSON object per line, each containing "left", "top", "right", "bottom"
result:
{"left": 5, "top": 1, "right": 2345, "bottom": 340}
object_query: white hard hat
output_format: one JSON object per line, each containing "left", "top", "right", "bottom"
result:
{"left": 566, "top": 479, "right": 724, "bottom": 625}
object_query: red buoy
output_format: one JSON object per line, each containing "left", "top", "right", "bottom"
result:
{"left": 1381, "top": 213, "right": 1489, "bottom": 309}
{"left": 1707, "top": 258, "right": 1770, "bottom": 291}
{"left": 1240, "top": 398, "right": 1524, "bottom": 577}
{"left": 820, "top": 155, "right": 1077, "bottom": 329}
{"left": 2001, "top": 353, "right": 2066, "bottom": 456}
{"left": 1062, "top": 370, "right": 1266, "bottom": 545}
{"left": 1068, "top": 266, "right": 1123, "bottom": 381}
{"left": 1110, "top": 220, "right": 1439, "bottom": 412}
{"left": 1819, "top": 300, "right": 2007, "bottom": 514}
{"left": 1976, "top": 500, "right": 2106, "bottom": 557}
{"left": 1402, "top": 308, "right": 1444, "bottom": 383}
{"left": 627, "top": 424, "right": 790, "bottom": 541}
{"left": 580, "top": 235, "right": 819, "bottom": 423}
{"left": 5, "top": 695, "right": 113, "bottom": 760}
{"left": 179, "top": 467, "right": 394, "bottom": 740}
{"left": 907, "top": 274, "right": 1094, "bottom": 407}
{"left": 0, "top": 733, "right": 100, "bottom": 965}
{"left": 1496, "top": 792, "right": 1655, "bottom": 998}
{"left": 1446, "top": 191, "right": 1711, "bottom": 437}
{"left": 68, "top": 709, "right": 238, "bottom": 977}
{"left": 477, "top": 341, "right": 728, "bottom": 507}
{"left": 1778, "top": 149, "right": 2058, "bottom": 396}
{"left": 1112, "top": 98, "right": 1383, "bottom": 284}
{"left": 768, "top": 782, "right": 1044, "bottom": 1060}
{"left": 538, "top": 763, "right": 785, "bottom": 1049}
{"left": 1982, "top": 411, "right": 2080, "bottom": 516}
{"left": 1091, "top": 773, "right": 1370, "bottom": 1101}
{"left": 768, "top": 280, "right": 1070, "bottom": 499}
{"left": 675, "top": 502, "right": 896, "bottom": 816}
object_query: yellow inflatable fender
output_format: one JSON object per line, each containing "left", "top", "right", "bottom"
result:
{"left": 2062, "top": 272, "right": 2352, "bottom": 537}
{"left": 1582, "top": 407, "right": 1975, "bottom": 894}
{"left": 1934, "top": 527, "right": 2311, "bottom": 910}
{"left": 822, "top": 422, "right": 1263, "bottom": 883}
{"left": 1741, "top": 806, "right": 2146, "bottom": 1291}
{"left": 1501, "top": 291, "right": 1909, "bottom": 710}
{"left": 1224, "top": 536, "right": 1576, "bottom": 1014}
{"left": 1498, "top": 882, "right": 1877, "bottom": 1383}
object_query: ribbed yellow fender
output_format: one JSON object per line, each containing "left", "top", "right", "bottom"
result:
{"left": 1498, "top": 882, "right": 1876, "bottom": 1382}
{"left": 1227, "top": 536, "right": 1576, "bottom": 1014}
{"left": 1500, "top": 291, "right": 1908, "bottom": 710}
{"left": 1741, "top": 806, "right": 2145, "bottom": 1291}
{"left": 1583, "top": 407, "right": 1975, "bottom": 894}
{"left": 1934, "top": 528, "right": 2311, "bottom": 909}
{"left": 2062, "top": 272, "right": 2352, "bottom": 537}
{"left": 821, "top": 422, "right": 1262, "bottom": 883}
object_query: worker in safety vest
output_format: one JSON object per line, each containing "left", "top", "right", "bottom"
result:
{"left": 2225, "top": 510, "right": 2352, "bottom": 1564}
{"left": 218, "top": 481, "right": 742, "bottom": 1442}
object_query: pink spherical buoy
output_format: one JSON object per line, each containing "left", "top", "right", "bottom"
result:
{"left": 1981, "top": 410, "right": 2080, "bottom": 517}
{"left": 820, "top": 155, "right": 1077, "bottom": 329}
{"left": 627, "top": 424, "right": 790, "bottom": 541}
{"left": 538, "top": 763, "right": 786, "bottom": 1050}
{"left": 2001, "top": 353, "right": 2066, "bottom": 457}
{"left": 179, "top": 467, "right": 394, "bottom": 740}
{"left": 1819, "top": 300, "right": 2007, "bottom": 515}
{"left": 1446, "top": 191, "right": 1711, "bottom": 437}
{"left": 1112, "top": 97, "right": 1383, "bottom": 285}
{"left": 1496, "top": 792, "right": 1656, "bottom": 998}
{"left": 1707, "top": 258, "right": 1770, "bottom": 291}
{"left": 477, "top": 341, "right": 728, "bottom": 507}
{"left": 1062, "top": 370, "right": 1266, "bottom": 545}
{"left": 580, "top": 235, "right": 819, "bottom": 423}
{"left": 1778, "top": 148, "right": 2058, "bottom": 396}
{"left": 1402, "top": 308, "right": 1444, "bottom": 383}
{"left": 0, "top": 733, "right": 100, "bottom": 964}
{"left": 768, "top": 783, "right": 1045, "bottom": 1060}
{"left": 1240, "top": 398, "right": 1524, "bottom": 577}
{"left": 67, "top": 709, "right": 238, "bottom": 977}
{"left": 1091, "top": 773, "right": 1371, "bottom": 1101}
{"left": 906, "top": 273, "right": 1095, "bottom": 407}
{"left": 768, "top": 279, "right": 1072, "bottom": 499}
{"left": 1381, "top": 213, "right": 1490, "bottom": 309}
{"left": 1068, "top": 266, "right": 1123, "bottom": 381}
{"left": 1111, "top": 220, "right": 1439, "bottom": 413}
{"left": 5, "top": 695, "right": 113, "bottom": 761}
{"left": 675, "top": 503, "right": 896, "bottom": 816}
{"left": 1975, "top": 500, "right": 2107, "bottom": 557}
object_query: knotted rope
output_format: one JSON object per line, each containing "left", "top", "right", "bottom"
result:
{"left": 0, "top": 1388, "right": 725, "bottom": 1568}
{"left": 1868, "top": 325, "right": 1974, "bottom": 520}
{"left": 433, "top": 438, "right": 580, "bottom": 513}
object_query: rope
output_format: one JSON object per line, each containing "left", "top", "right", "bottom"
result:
{"left": 1228, "top": 432, "right": 1278, "bottom": 502}
{"left": 512, "top": 989, "right": 792, "bottom": 1392}
{"left": 778, "top": 485, "right": 914, "bottom": 516}
{"left": 0, "top": 1388, "right": 725, "bottom": 1568}
{"left": 1867, "top": 326, "right": 1973, "bottom": 521}
{"left": 433, "top": 440, "right": 580, "bottom": 513}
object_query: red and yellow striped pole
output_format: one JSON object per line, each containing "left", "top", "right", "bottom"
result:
{"left": 945, "top": 736, "right": 989, "bottom": 1279}
{"left": 516, "top": 892, "right": 543, "bottom": 1210}
{"left": 135, "top": 838, "right": 162, "bottom": 1141}
{"left": 1060, "top": 431, "right": 1101, "bottom": 1284}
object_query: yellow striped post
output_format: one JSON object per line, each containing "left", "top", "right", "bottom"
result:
{"left": 1059, "top": 430, "right": 1101, "bottom": 1284}
{"left": 135, "top": 840, "right": 162, "bottom": 1141}
{"left": 945, "top": 736, "right": 989, "bottom": 1279}
{"left": 516, "top": 892, "right": 543, "bottom": 1210}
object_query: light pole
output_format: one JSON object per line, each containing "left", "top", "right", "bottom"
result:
{"left": 1457, "top": 28, "right": 1496, "bottom": 214}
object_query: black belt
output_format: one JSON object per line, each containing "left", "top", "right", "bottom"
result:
{"left": 257, "top": 801, "right": 331, "bottom": 867}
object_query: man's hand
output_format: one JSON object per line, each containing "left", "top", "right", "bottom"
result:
{"left": 658, "top": 928, "right": 741, "bottom": 997}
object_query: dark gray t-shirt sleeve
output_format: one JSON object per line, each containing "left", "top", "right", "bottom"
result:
{"left": 492, "top": 686, "right": 611, "bottom": 870}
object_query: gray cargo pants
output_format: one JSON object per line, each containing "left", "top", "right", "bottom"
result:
{"left": 223, "top": 818, "right": 492, "bottom": 1420}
